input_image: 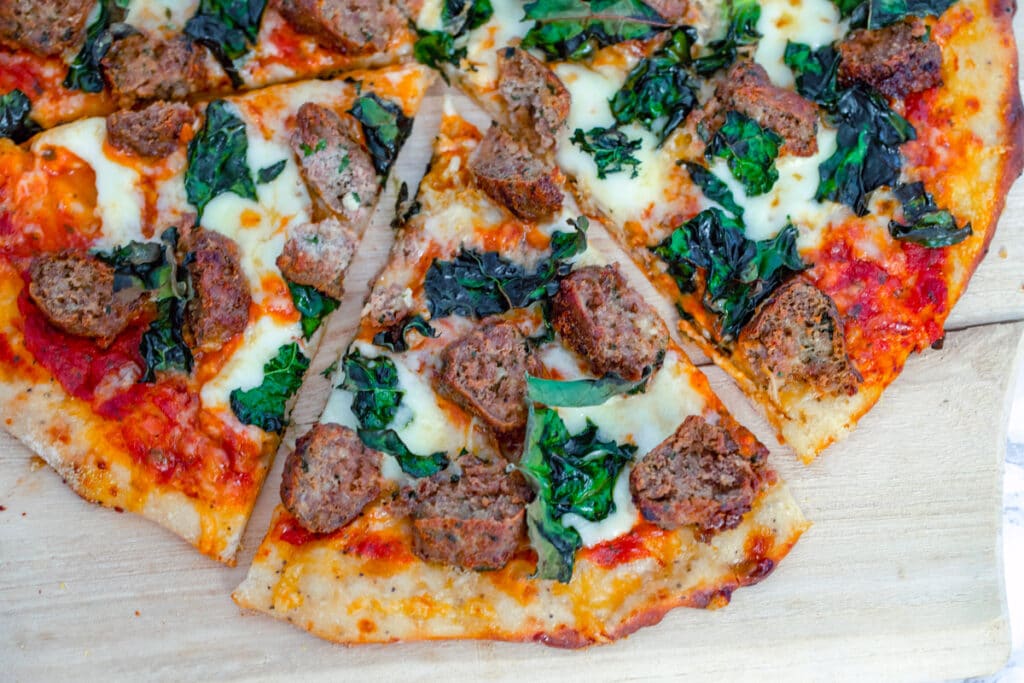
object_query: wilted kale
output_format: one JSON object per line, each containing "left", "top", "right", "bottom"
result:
{"left": 349, "top": 93, "right": 414, "bottom": 177}
{"left": 256, "top": 159, "right": 287, "bottom": 184}
{"left": 888, "top": 182, "right": 972, "bottom": 247}
{"left": 230, "top": 342, "right": 310, "bottom": 432}
{"left": 653, "top": 208, "right": 807, "bottom": 338}
{"left": 681, "top": 161, "right": 744, "bottom": 218}
{"left": 414, "top": 0, "right": 494, "bottom": 76}
{"left": 570, "top": 127, "right": 643, "bottom": 179}
{"left": 357, "top": 429, "right": 449, "bottom": 477}
{"left": 185, "top": 0, "right": 268, "bottom": 88}
{"left": 287, "top": 282, "right": 339, "bottom": 340}
{"left": 64, "top": 0, "right": 130, "bottom": 93}
{"left": 520, "top": 0, "right": 670, "bottom": 61}
{"left": 829, "top": 0, "right": 956, "bottom": 29}
{"left": 705, "top": 111, "right": 783, "bottom": 196}
{"left": 185, "top": 100, "right": 257, "bottom": 219}
{"left": 525, "top": 370, "right": 651, "bottom": 407}
{"left": 372, "top": 314, "right": 438, "bottom": 352}
{"left": 0, "top": 90, "right": 41, "bottom": 143}
{"left": 692, "top": 0, "right": 761, "bottom": 75}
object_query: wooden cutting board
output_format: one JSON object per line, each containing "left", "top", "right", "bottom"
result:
{"left": 3, "top": 54, "right": 1024, "bottom": 683}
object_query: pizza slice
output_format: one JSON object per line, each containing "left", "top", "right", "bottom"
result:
{"left": 0, "top": 0, "right": 423, "bottom": 132}
{"left": 413, "top": 0, "right": 1023, "bottom": 460}
{"left": 0, "top": 63, "right": 434, "bottom": 563}
{"left": 233, "top": 103, "right": 808, "bottom": 646}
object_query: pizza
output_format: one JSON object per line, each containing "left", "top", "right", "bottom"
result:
{"left": 0, "top": 0, "right": 422, "bottom": 132}
{"left": 0, "top": 63, "right": 433, "bottom": 563}
{"left": 233, "top": 103, "right": 809, "bottom": 645}
{"left": 416, "top": 0, "right": 1023, "bottom": 460}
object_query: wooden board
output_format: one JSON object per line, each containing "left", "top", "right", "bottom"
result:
{"left": 2, "top": 65, "right": 1024, "bottom": 683}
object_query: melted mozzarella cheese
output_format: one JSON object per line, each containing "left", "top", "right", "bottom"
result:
{"left": 33, "top": 118, "right": 146, "bottom": 249}
{"left": 462, "top": 0, "right": 534, "bottom": 85}
{"left": 561, "top": 464, "right": 639, "bottom": 547}
{"left": 754, "top": 0, "right": 846, "bottom": 87}
{"left": 125, "top": 0, "right": 200, "bottom": 33}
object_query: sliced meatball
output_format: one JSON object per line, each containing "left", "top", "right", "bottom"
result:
{"left": 182, "top": 228, "right": 251, "bottom": 353}
{"left": 277, "top": 0, "right": 406, "bottom": 54}
{"left": 276, "top": 217, "right": 358, "bottom": 301}
{"left": 708, "top": 61, "right": 819, "bottom": 157}
{"left": 0, "top": 0, "right": 93, "bottom": 57}
{"left": 437, "top": 321, "right": 532, "bottom": 435}
{"left": 630, "top": 415, "right": 773, "bottom": 535}
{"left": 106, "top": 101, "right": 194, "bottom": 159}
{"left": 403, "top": 456, "right": 531, "bottom": 571}
{"left": 280, "top": 423, "right": 383, "bottom": 533}
{"left": 736, "top": 278, "right": 861, "bottom": 398}
{"left": 837, "top": 18, "right": 943, "bottom": 99}
{"left": 469, "top": 125, "right": 563, "bottom": 221}
{"left": 101, "top": 34, "right": 210, "bottom": 110}
{"left": 290, "top": 103, "right": 380, "bottom": 223}
{"left": 28, "top": 251, "right": 151, "bottom": 348}
{"left": 551, "top": 265, "right": 668, "bottom": 382}
{"left": 497, "top": 47, "right": 571, "bottom": 152}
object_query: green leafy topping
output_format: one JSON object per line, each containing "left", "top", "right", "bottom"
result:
{"left": 372, "top": 314, "right": 439, "bottom": 352}
{"left": 424, "top": 217, "right": 588, "bottom": 319}
{"left": 520, "top": 406, "right": 637, "bottom": 581}
{"left": 320, "top": 360, "right": 338, "bottom": 379}
{"left": 256, "top": 159, "right": 287, "bottom": 183}
{"left": 520, "top": 0, "right": 669, "bottom": 61}
{"left": 692, "top": 0, "right": 761, "bottom": 75}
{"left": 830, "top": 0, "right": 955, "bottom": 29}
{"left": 783, "top": 41, "right": 841, "bottom": 104}
{"left": 185, "top": 0, "right": 268, "bottom": 88}
{"left": 63, "top": 0, "right": 122, "bottom": 93}
{"left": 682, "top": 162, "right": 744, "bottom": 218}
{"left": 570, "top": 127, "right": 642, "bottom": 179}
{"left": 230, "top": 342, "right": 309, "bottom": 433}
{"left": 0, "top": 90, "right": 40, "bottom": 143}
{"left": 609, "top": 27, "right": 699, "bottom": 145}
{"left": 525, "top": 369, "right": 651, "bottom": 407}
{"left": 287, "top": 282, "right": 339, "bottom": 340}
{"left": 185, "top": 100, "right": 257, "bottom": 219}
{"left": 888, "top": 182, "right": 971, "bottom": 247}
{"left": 414, "top": 0, "right": 494, "bottom": 76}
{"left": 653, "top": 208, "right": 807, "bottom": 338}
{"left": 348, "top": 93, "right": 413, "bottom": 177}
{"left": 705, "top": 111, "right": 782, "bottom": 197}
{"left": 414, "top": 32, "right": 466, "bottom": 74}
{"left": 357, "top": 429, "right": 449, "bottom": 477}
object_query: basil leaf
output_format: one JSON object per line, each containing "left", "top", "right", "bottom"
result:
{"left": 692, "top": 0, "right": 761, "bottom": 75}
{"left": 705, "top": 111, "right": 782, "bottom": 197}
{"left": 230, "top": 342, "right": 309, "bottom": 432}
{"left": 570, "top": 126, "right": 642, "bottom": 179}
{"left": 185, "top": 100, "right": 257, "bottom": 219}
{"left": 287, "top": 281, "right": 339, "bottom": 340}
{"left": 185, "top": 0, "right": 268, "bottom": 88}
{"left": 682, "top": 161, "right": 744, "bottom": 218}
{"left": 888, "top": 181, "right": 971, "bottom": 247}
{"left": 609, "top": 27, "right": 699, "bottom": 145}
{"left": 653, "top": 209, "right": 807, "bottom": 339}
{"left": 520, "top": 0, "right": 669, "bottom": 61}
{"left": 348, "top": 93, "right": 413, "bottom": 177}
{"left": 257, "top": 159, "right": 287, "bottom": 183}
{"left": 0, "top": 90, "right": 40, "bottom": 143}
{"left": 357, "top": 428, "right": 449, "bottom": 477}
{"left": 372, "top": 314, "right": 438, "bottom": 352}
{"left": 525, "top": 369, "right": 650, "bottom": 407}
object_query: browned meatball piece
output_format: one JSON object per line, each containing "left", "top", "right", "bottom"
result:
{"left": 364, "top": 282, "right": 413, "bottom": 328}
{"left": 106, "top": 102, "right": 194, "bottom": 159}
{"left": 280, "top": 423, "right": 383, "bottom": 533}
{"left": 182, "top": 228, "right": 251, "bottom": 352}
{"left": 436, "top": 321, "right": 533, "bottom": 435}
{"left": 497, "top": 47, "right": 571, "bottom": 152}
{"left": 277, "top": 0, "right": 406, "bottom": 54}
{"left": 736, "top": 278, "right": 861, "bottom": 398}
{"left": 290, "top": 103, "right": 380, "bottom": 222}
{"left": 276, "top": 217, "right": 358, "bottom": 301}
{"left": 708, "top": 61, "right": 819, "bottom": 157}
{"left": 404, "top": 456, "right": 531, "bottom": 570}
{"left": 837, "top": 18, "right": 943, "bottom": 99}
{"left": 551, "top": 265, "right": 668, "bottom": 382}
{"left": 629, "top": 415, "right": 774, "bottom": 535}
{"left": 28, "top": 251, "right": 151, "bottom": 348}
{"left": 469, "top": 125, "right": 563, "bottom": 221}
{"left": 101, "top": 34, "right": 210, "bottom": 110}
{"left": 0, "top": 0, "right": 93, "bottom": 57}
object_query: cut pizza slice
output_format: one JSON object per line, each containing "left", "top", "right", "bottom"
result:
{"left": 233, "top": 103, "right": 808, "bottom": 646}
{"left": 0, "top": 0, "right": 424, "bottom": 132}
{"left": 412, "top": 0, "right": 1023, "bottom": 461}
{"left": 0, "top": 63, "right": 434, "bottom": 563}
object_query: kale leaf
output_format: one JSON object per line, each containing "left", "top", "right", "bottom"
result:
{"left": 230, "top": 342, "right": 309, "bottom": 432}
{"left": 570, "top": 126, "right": 643, "bottom": 179}
{"left": 349, "top": 93, "right": 414, "bottom": 177}
{"left": 414, "top": 0, "right": 493, "bottom": 76}
{"left": 692, "top": 0, "right": 761, "bottom": 75}
{"left": 705, "top": 111, "right": 783, "bottom": 197}
{"left": 829, "top": 0, "right": 955, "bottom": 29}
{"left": 519, "top": 406, "right": 637, "bottom": 581}
{"left": 525, "top": 369, "right": 651, "bottom": 407}
{"left": 256, "top": 159, "right": 287, "bottom": 184}
{"left": 783, "top": 41, "right": 842, "bottom": 105}
{"left": 424, "top": 218, "right": 588, "bottom": 319}
{"left": 372, "top": 314, "right": 438, "bottom": 352}
{"left": 609, "top": 27, "right": 699, "bottom": 145}
{"left": 63, "top": 0, "right": 130, "bottom": 93}
{"left": 653, "top": 208, "right": 807, "bottom": 338}
{"left": 185, "top": 100, "right": 257, "bottom": 219}
{"left": 681, "top": 161, "right": 744, "bottom": 218}
{"left": 0, "top": 90, "right": 40, "bottom": 143}
{"left": 185, "top": 0, "right": 268, "bottom": 88}
{"left": 357, "top": 429, "right": 449, "bottom": 477}
{"left": 888, "top": 181, "right": 972, "bottom": 247}
{"left": 520, "top": 0, "right": 669, "bottom": 61}
{"left": 140, "top": 298, "right": 193, "bottom": 382}
{"left": 287, "top": 282, "right": 339, "bottom": 340}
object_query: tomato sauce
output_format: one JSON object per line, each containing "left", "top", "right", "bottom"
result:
{"left": 583, "top": 529, "right": 651, "bottom": 569}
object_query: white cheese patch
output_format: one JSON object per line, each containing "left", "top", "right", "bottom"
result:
{"left": 561, "top": 464, "right": 639, "bottom": 547}
{"left": 462, "top": 0, "right": 534, "bottom": 85}
{"left": 125, "top": 0, "right": 200, "bottom": 33}
{"left": 754, "top": 0, "right": 847, "bottom": 87}
{"left": 33, "top": 118, "right": 146, "bottom": 249}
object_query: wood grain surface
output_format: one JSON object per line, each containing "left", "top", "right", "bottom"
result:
{"left": 2, "top": 51, "right": 1024, "bottom": 683}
